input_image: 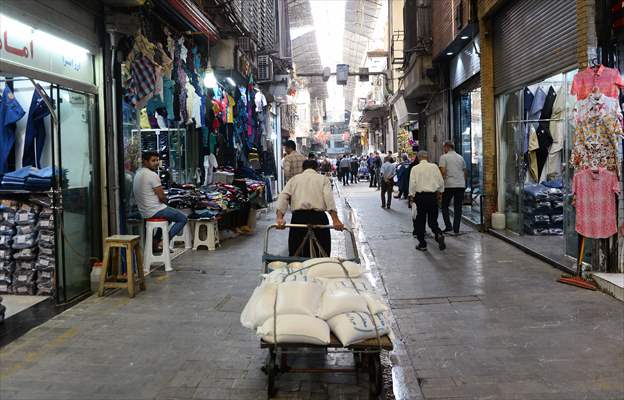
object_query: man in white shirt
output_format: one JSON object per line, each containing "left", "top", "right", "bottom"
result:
{"left": 379, "top": 157, "right": 397, "bottom": 209}
{"left": 409, "top": 150, "right": 446, "bottom": 251}
{"left": 277, "top": 160, "right": 344, "bottom": 257}
{"left": 133, "top": 151, "right": 187, "bottom": 251}
{"left": 439, "top": 141, "right": 467, "bottom": 234}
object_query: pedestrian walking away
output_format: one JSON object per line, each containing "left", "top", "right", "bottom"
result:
{"left": 395, "top": 154, "right": 412, "bottom": 199}
{"left": 350, "top": 155, "right": 359, "bottom": 184}
{"left": 439, "top": 141, "right": 467, "bottom": 234}
{"left": 282, "top": 140, "right": 307, "bottom": 182}
{"left": 379, "top": 157, "right": 397, "bottom": 208}
{"left": 409, "top": 150, "right": 446, "bottom": 251}
{"left": 276, "top": 159, "right": 344, "bottom": 257}
{"left": 339, "top": 155, "right": 351, "bottom": 186}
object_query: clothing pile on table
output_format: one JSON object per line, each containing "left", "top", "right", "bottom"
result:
{"left": 523, "top": 180, "right": 564, "bottom": 235}
{"left": 241, "top": 259, "right": 392, "bottom": 347}
{"left": 0, "top": 201, "right": 55, "bottom": 295}
{"left": 0, "top": 166, "right": 55, "bottom": 191}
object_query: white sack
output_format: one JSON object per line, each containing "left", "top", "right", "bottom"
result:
{"left": 275, "top": 281, "right": 324, "bottom": 316}
{"left": 317, "top": 287, "right": 369, "bottom": 320}
{"left": 240, "top": 282, "right": 277, "bottom": 329}
{"left": 258, "top": 315, "right": 330, "bottom": 345}
{"left": 268, "top": 261, "right": 288, "bottom": 270}
{"left": 306, "top": 260, "right": 363, "bottom": 279}
{"left": 328, "top": 312, "right": 390, "bottom": 346}
{"left": 288, "top": 262, "right": 304, "bottom": 270}
{"left": 264, "top": 268, "right": 309, "bottom": 283}
{"left": 318, "top": 277, "right": 377, "bottom": 293}
{"left": 302, "top": 257, "right": 339, "bottom": 267}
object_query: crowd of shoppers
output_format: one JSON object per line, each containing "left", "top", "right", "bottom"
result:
{"left": 276, "top": 139, "right": 467, "bottom": 254}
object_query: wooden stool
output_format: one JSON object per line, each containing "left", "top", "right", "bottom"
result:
{"left": 98, "top": 235, "right": 146, "bottom": 298}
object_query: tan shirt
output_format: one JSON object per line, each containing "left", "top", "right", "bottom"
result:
{"left": 277, "top": 169, "right": 337, "bottom": 214}
{"left": 282, "top": 151, "right": 307, "bottom": 180}
{"left": 409, "top": 160, "right": 445, "bottom": 195}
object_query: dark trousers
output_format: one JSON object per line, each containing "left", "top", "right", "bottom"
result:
{"left": 351, "top": 168, "right": 358, "bottom": 183}
{"left": 414, "top": 192, "right": 443, "bottom": 245}
{"left": 341, "top": 167, "right": 350, "bottom": 185}
{"left": 369, "top": 168, "right": 378, "bottom": 187}
{"left": 288, "top": 210, "right": 331, "bottom": 257}
{"left": 380, "top": 180, "right": 392, "bottom": 207}
{"left": 442, "top": 187, "right": 464, "bottom": 233}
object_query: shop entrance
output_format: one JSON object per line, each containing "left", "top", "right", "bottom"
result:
{"left": 0, "top": 78, "right": 100, "bottom": 314}
{"left": 453, "top": 87, "right": 483, "bottom": 225}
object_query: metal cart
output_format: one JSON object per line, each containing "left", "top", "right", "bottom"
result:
{"left": 261, "top": 224, "right": 393, "bottom": 399}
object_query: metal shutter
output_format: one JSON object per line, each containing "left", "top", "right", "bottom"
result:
{"left": 493, "top": 0, "right": 577, "bottom": 95}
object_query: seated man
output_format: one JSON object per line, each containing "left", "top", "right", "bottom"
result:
{"left": 133, "top": 151, "right": 187, "bottom": 251}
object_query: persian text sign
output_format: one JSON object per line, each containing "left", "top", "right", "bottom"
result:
{"left": 0, "top": 14, "right": 94, "bottom": 85}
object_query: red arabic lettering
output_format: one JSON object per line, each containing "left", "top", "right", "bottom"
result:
{"left": 3, "top": 31, "right": 33, "bottom": 59}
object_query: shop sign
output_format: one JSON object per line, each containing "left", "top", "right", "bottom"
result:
{"left": 0, "top": 14, "right": 94, "bottom": 85}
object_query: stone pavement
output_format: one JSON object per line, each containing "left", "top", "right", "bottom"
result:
{"left": 0, "top": 181, "right": 622, "bottom": 400}
{"left": 342, "top": 183, "right": 624, "bottom": 400}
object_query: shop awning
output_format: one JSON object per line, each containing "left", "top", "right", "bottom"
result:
{"left": 162, "top": 0, "right": 220, "bottom": 42}
{"left": 359, "top": 104, "right": 389, "bottom": 123}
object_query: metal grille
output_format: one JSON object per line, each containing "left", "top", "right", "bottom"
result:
{"left": 493, "top": 0, "right": 577, "bottom": 95}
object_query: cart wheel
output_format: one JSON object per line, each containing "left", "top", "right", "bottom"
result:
{"left": 267, "top": 349, "right": 277, "bottom": 399}
{"left": 368, "top": 353, "right": 383, "bottom": 399}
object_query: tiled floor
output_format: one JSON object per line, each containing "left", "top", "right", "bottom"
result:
{"left": 0, "top": 182, "right": 622, "bottom": 400}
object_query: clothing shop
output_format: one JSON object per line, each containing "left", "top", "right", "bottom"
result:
{"left": 450, "top": 35, "right": 483, "bottom": 226}
{"left": 0, "top": 8, "right": 102, "bottom": 315}
{"left": 115, "top": 6, "right": 275, "bottom": 243}
{"left": 490, "top": 0, "right": 622, "bottom": 271}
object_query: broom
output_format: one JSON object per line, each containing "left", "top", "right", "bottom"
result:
{"left": 558, "top": 236, "right": 596, "bottom": 290}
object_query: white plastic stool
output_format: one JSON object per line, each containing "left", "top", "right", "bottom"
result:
{"left": 193, "top": 219, "right": 220, "bottom": 251}
{"left": 170, "top": 223, "right": 193, "bottom": 249}
{"left": 143, "top": 218, "right": 172, "bottom": 273}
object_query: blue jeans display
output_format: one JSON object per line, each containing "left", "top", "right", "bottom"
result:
{"left": 22, "top": 89, "right": 51, "bottom": 169}
{"left": 152, "top": 206, "right": 188, "bottom": 240}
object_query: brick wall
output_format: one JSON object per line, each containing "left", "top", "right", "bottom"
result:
{"left": 432, "top": 0, "right": 474, "bottom": 57}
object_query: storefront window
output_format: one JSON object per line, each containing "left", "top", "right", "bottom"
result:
{"left": 496, "top": 70, "right": 578, "bottom": 263}
{"left": 453, "top": 87, "right": 483, "bottom": 224}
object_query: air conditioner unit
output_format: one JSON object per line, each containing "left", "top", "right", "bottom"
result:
{"left": 258, "top": 54, "right": 274, "bottom": 82}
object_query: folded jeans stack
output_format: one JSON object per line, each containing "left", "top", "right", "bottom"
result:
{"left": 36, "top": 208, "right": 55, "bottom": 295}
{"left": 12, "top": 204, "right": 40, "bottom": 295}
{"left": 0, "top": 202, "right": 18, "bottom": 293}
{"left": 523, "top": 181, "right": 564, "bottom": 236}
{"left": 0, "top": 166, "right": 55, "bottom": 191}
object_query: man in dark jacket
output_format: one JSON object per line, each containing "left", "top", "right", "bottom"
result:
{"left": 350, "top": 156, "right": 359, "bottom": 184}
{"left": 395, "top": 154, "right": 412, "bottom": 199}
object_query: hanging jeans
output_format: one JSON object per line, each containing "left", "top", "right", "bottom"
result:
{"left": 22, "top": 90, "right": 50, "bottom": 169}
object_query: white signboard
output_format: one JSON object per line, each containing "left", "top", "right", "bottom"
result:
{"left": 0, "top": 14, "right": 94, "bottom": 86}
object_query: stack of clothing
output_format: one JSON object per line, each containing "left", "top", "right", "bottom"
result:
{"left": 0, "top": 202, "right": 18, "bottom": 293}
{"left": 0, "top": 166, "right": 55, "bottom": 191}
{"left": 523, "top": 180, "right": 564, "bottom": 235}
{"left": 36, "top": 208, "right": 55, "bottom": 295}
{"left": 12, "top": 204, "right": 40, "bottom": 295}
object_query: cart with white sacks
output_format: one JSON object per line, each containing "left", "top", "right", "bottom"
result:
{"left": 240, "top": 224, "right": 394, "bottom": 399}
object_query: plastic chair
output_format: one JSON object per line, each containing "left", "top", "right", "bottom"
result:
{"left": 144, "top": 218, "right": 172, "bottom": 273}
{"left": 170, "top": 222, "right": 193, "bottom": 249}
{"left": 193, "top": 219, "right": 220, "bottom": 251}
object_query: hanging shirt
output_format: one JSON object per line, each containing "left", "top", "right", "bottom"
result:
{"left": 255, "top": 91, "right": 267, "bottom": 112}
{"left": 22, "top": 89, "right": 51, "bottom": 169}
{"left": 570, "top": 94, "right": 623, "bottom": 172}
{"left": 226, "top": 94, "right": 235, "bottom": 124}
{"left": 571, "top": 65, "right": 624, "bottom": 100}
{"left": 572, "top": 168, "right": 619, "bottom": 238}
{"left": 131, "top": 55, "right": 156, "bottom": 108}
{"left": 0, "top": 86, "right": 26, "bottom": 175}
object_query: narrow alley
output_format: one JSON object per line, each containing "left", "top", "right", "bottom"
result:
{"left": 1, "top": 182, "right": 622, "bottom": 400}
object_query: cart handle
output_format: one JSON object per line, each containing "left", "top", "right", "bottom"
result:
{"left": 263, "top": 224, "right": 360, "bottom": 269}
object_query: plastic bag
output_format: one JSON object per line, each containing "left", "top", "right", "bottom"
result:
{"left": 16, "top": 224, "right": 38, "bottom": 235}
{"left": 14, "top": 248, "right": 38, "bottom": 261}
{"left": 15, "top": 210, "right": 37, "bottom": 226}
{"left": 12, "top": 233, "right": 37, "bottom": 249}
